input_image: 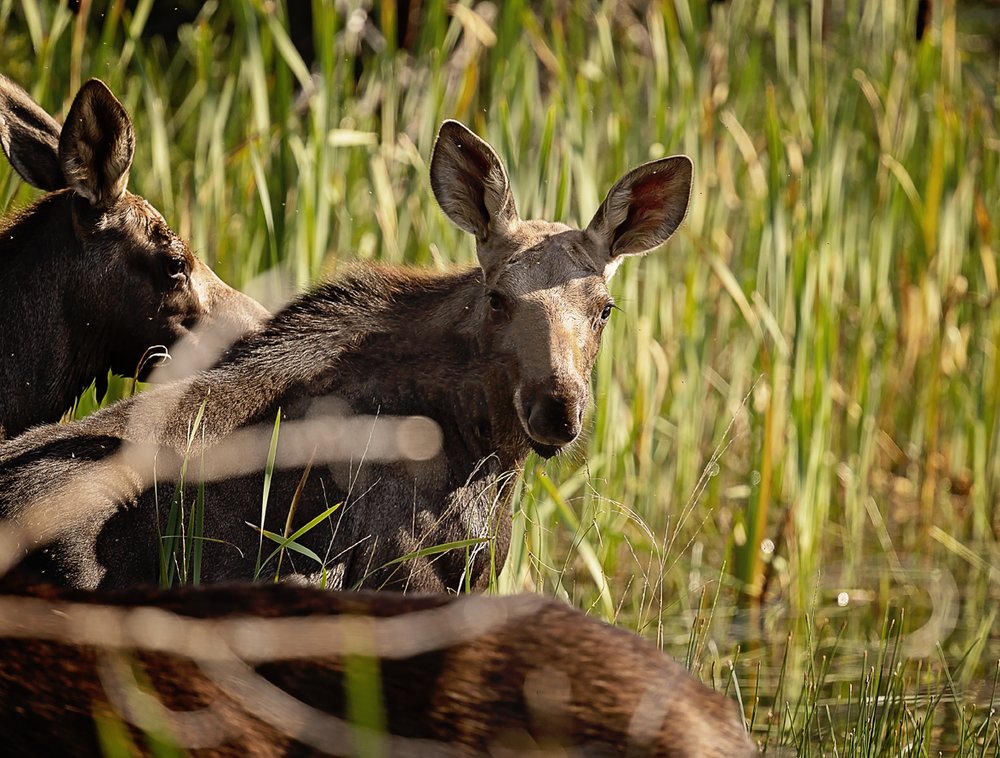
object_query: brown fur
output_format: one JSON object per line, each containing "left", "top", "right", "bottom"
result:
{"left": 0, "top": 75, "right": 268, "bottom": 439}
{"left": 0, "top": 121, "right": 692, "bottom": 593}
{"left": 0, "top": 582, "right": 757, "bottom": 756}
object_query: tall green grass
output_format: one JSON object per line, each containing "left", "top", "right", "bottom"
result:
{"left": 1, "top": 0, "right": 999, "bottom": 751}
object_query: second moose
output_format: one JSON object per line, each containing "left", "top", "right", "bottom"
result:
{"left": 0, "top": 75, "right": 268, "bottom": 439}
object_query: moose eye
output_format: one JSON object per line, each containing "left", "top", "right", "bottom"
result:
{"left": 600, "top": 302, "right": 614, "bottom": 321}
{"left": 165, "top": 256, "right": 187, "bottom": 281}
{"left": 487, "top": 291, "right": 504, "bottom": 312}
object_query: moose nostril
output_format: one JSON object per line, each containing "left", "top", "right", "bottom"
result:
{"left": 526, "top": 394, "right": 582, "bottom": 446}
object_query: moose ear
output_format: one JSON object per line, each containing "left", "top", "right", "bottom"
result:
{"left": 58, "top": 79, "right": 135, "bottom": 209}
{"left": 0, "top": 75, "right": 65, "bottom": 191}
{"left": 586, "top": 156, "right": 693, "bottom": 278}
{"left": 430, "top": 120, "right": 519, "bottom": 245}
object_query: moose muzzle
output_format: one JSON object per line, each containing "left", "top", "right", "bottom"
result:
{"left": 518, "top": 380, "right": 587, "bottom": 451}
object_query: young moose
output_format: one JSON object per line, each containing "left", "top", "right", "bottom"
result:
{"left": 0, "top": 582, "right": 757, "bottom": 756}
{"left": 0, "top": 75, "right": 268, "bottom": 439}
{"left": 0, "top": 121, "right": 692, "bottom": 592}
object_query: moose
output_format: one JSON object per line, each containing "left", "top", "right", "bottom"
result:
{"left": 0, "top": 581, "right": 757, "bottom": 756}
{"left": 0, "top": 120, "right": 693, "bottom": 592}
{"left": 0, "top": 75, "right": 268, "bottom": 440}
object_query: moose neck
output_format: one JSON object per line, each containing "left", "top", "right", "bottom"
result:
{"left": 322, "top": 265, "right": 534, "bottom": 473}
{"left": 0, "top": 194, "right": 112, "bottom": 437}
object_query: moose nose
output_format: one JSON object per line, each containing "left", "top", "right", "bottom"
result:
{"left": 523, "top": 389, "right": 585, "bottom": 447}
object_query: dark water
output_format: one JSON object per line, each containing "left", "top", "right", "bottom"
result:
{"left": 679, "top": 550, "right": 1000, "bottom": 752}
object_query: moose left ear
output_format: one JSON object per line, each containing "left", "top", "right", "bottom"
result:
{"left": 430, "top": 119, "right": 521, "bottom": 279}
{"left": 586, "top": 156, "right": 693, "bottom": 277}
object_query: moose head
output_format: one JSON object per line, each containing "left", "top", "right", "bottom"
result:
{"left": 430, "top": 120, "right": 692, "bottom": 457}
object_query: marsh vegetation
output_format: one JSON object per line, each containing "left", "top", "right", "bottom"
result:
{"left": 1, "top": 0, "right": 998, "bottom": 752}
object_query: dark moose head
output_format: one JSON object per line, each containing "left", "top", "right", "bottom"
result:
{"left": 0, "top": 75, "right": 268, "bottom": 438}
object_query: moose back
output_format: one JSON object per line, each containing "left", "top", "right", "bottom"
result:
{"left": 0, "top": 581, "right": 757, "bottom": 756}
{"left": 0, "top": 75, "right": 267, "bottom": 440}
{"left": 0, "top": 120, "right": 693, "bottom": 592}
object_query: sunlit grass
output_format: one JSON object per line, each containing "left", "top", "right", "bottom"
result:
{"left": 1, "top": 0, "right": 999, "bottom": 751}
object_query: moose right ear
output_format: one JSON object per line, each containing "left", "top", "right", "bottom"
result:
{"left": 429, "top": 120, "right": 519, "bottom": 244}
{"left": 0, "top": 75, "right": 65, "bottom": 191}
{"left": 586, "top": 155, "right": 693, "bottom": 279}
{"left": 59, "top": 79, "right": 135, "bottom": 209}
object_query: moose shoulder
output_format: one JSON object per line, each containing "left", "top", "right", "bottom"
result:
{"left": 0, "top": 582, "right": 757, "bottom": 756}
{"left": 0, "top": 120, "right": 692, "bottom": 592}
{"left": 0, "top": 75, "right": 268, "bottom": 440}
